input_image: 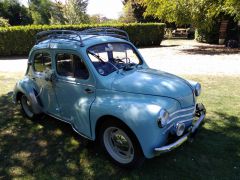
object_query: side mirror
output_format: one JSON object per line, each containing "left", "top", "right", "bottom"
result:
{"left": 44, "top": 69, "right": 56, "bottom": 82}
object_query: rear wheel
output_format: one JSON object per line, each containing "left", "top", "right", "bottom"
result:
{"left": 99, "top": 121, "right": 144, "bottom": 168}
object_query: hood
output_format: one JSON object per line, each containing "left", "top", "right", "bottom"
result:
{"left": 112, "top": 68, "right": 195, "bottom": 108}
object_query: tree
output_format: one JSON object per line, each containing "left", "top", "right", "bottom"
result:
{"left": 64, "top": 0, "right": 89, "bottom": 24}
{"left": 29, "top": 0, "right": 53, "bottom": 24}
{"left": 50, "top": 0, "right": 66, "bottom": 24}
{"left": 119, "top": 0, "right": 136, "bottom": 23}
{"left": 141, "top": 0, "right": 240, "bottom": 30}
{"left": 89, "top": 14, "right": 111, "bottom": 24}
{"left": 0, "top": 0, "right": 32, "bottom": 25}
{"left": 121, "top": 0, "right": 157, "bottom": 22}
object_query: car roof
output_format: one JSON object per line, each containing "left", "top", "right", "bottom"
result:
{"left": 31, "top": 34, "right": 129, "bottom": 52}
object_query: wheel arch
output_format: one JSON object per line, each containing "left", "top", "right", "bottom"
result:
{"left": 13, "top": 79, "right": 43, "bottom": 114}
{"left": 16, "top": 91, "right": 24, "bottom": 102}
{"left": 95, "top": 115, "right": 144, "bottom": 155}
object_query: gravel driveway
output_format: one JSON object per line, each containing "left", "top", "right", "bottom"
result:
{"left": 0, "top": 40, "right": 239, "bottom": 75}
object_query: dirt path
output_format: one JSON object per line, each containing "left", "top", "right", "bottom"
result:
{"left": 0, "top": 40, "right": 239, "bottom": 75}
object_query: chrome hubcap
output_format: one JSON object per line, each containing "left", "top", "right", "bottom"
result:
{"left": 103, "top": 127, "right": 134, "bottom": 164}
{"left": 21, "top": 95, "right": 34, "bottom": 118}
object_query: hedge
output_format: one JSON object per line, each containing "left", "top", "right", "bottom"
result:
{"left": 0, "top": 23, "right": 165, "bottom": 56}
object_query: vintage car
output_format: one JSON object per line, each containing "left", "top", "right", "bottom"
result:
{"left": 13, "top": 28, "right": 206, "bottom": 168}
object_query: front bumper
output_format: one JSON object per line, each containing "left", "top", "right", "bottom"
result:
{"left": 154, "top": 103, "right": 206, "bottom": 154}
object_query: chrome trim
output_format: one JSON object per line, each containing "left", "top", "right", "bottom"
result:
{"left": 168, "top": 112, "right": 194, "bottom": 124}
{"left": 57, "top": 78, "right": 95, "bottom": 88}
{"left": 48, "top": 113, "right": 93, "bottom": 141}
{"left": 155, "top": 133, "right": 189, "bottom": 152}
{"left": 178, "top": 118, "right": 193, "bottom": 124}
{"left": 169, "top": 106, "right": 195, "bottom": 118}
{"left": 155, "top": 110, "right": 205, "bottom": 154}
{"left": 162, "top": 124, "right": 174, "bottom": 134}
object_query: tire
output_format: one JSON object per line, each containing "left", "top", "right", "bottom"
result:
{"left": 20, "top": 94, "right": 43, "bottom": 120}
{"left": 99, "top": 120, "right": 145, "bottom": 168}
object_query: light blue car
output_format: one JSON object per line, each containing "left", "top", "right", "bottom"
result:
{"left": 13, "top": 28, "right": 206, "bottom": 168}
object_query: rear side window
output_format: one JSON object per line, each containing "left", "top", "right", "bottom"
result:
{"left": 56, "top": 53, "right": 89, "bottom": 80}
{"left": 33, "top": 52, "right": 52, "bottom": 73}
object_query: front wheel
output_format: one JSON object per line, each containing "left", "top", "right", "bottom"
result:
{"left": 20, "top": 94, "right": 43, "bottom": 119}
{"left": 99, "top": 121, "right": 144, "bottom": 168}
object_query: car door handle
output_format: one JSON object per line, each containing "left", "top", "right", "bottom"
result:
{"left": 84, "top": 88, "right": 94, "bottom": 94}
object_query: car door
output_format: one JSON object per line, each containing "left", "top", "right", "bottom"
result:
{"left": 31, "top": 50, "right": 60, "bottom": 116}
{"left": 53, "top": 50, "right": 96, "bottom": 137}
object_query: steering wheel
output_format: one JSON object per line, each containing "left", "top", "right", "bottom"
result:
{"left": 113, "top": 58, "right": 125, "bottom": 63}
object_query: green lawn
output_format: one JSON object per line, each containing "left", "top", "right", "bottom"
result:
{"left": 0, "top": 72, "right": 239, "bottom": 179}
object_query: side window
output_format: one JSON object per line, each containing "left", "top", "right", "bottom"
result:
{"left": 33, "top": 52, "right": 52, "bottom": 73}
{"left": 56, "top": 53, "right": 89, "bottom": 80}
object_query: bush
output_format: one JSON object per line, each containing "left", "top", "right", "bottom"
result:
{"left": 195, "top": 22, "right": 220, "bottom": 44}
{"left": 0, "top": 17, "right": 10, "bottom": 27}
{"left": 0, "top": 23, "right": 165, "bottom": 56}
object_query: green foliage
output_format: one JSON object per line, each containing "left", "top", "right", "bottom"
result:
{"left": 64, "top": 0, "right": 90, "bottom": 24}
{"left": 0, "top": 23, "right": 165, "bottom": 56}
{"left": 50, "top": 1, "right": 66, "bottom": 25}
{"left": 29, "top": 0, "right": 53, "bottom": 25}
{"left": 121, "top": 0, "right": 157, "bottom": 23}
{"left": 119, "top": 1, "right": 137, "bottom": 23}
{"left": 0, "top": 0, "right": 32, "bottom": 25}
{"left": 195, "top": 27, "right": 220, "bottom": 44}
{"left": 0, "top": 17, "right": 9, "bottom": 27}
{"left": 141, "top": 0, "right": 240, "bottom": 30}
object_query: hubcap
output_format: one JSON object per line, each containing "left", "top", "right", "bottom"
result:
{"left": 103, "top": 127, "right": 134, "bottom": 164}
{"left": 21, "top": 95, "right": 34, "bottom": 118}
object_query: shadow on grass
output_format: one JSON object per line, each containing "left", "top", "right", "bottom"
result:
{"left": 0, "top": 92, "right": 240, "bottom": 179}
{"left": 182, "top": 45, "right": 240, "bottom": 55}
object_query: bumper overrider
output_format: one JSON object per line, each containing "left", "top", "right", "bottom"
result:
{"left": 154, "top": 103, "right": 206, "bottom": 154}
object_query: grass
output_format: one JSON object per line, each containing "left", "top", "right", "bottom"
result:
{"left": 0, "top": 72, "right": 240, "bottom": 179}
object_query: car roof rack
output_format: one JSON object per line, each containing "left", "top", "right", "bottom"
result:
{"left": 80, "top": 27, "right": 129, "bottom": 41}
{"left": 36, "top": 30, "right": 83, "bottom": 45}
{"left": 35, "top": 27, "right": 130, "bottom": 45}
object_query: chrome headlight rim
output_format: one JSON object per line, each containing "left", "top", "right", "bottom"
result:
{"left": 195, "top": 83, "right": 201, "bottom": 96}
{"left": 157, "top": 109, "right": 169, "bottom": 128}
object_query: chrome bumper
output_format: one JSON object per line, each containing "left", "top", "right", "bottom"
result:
{"left": 154, "top": 104, "right": 206, "bottom": 154}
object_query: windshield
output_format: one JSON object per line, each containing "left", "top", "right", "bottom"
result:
{"left": 87, "top": 43, "right": 142, "bottom": 76}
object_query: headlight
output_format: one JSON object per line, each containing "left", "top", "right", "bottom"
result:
{"left": 195, "top": 83, "right": 201, "bottom": 96}
{"left": 157, "top": 109, "right": 169, "bottom": 128}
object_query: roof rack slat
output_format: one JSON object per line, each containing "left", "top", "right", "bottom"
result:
{"left": 36, "top": 30, "right": 83, "bottom": 45}
{"left": 35, "top": 27, "right": 130, "bottom": 45}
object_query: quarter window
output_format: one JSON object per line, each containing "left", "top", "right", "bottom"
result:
{"left": 56, "top": 53, "right": 89, "bottom": 80}
{"left": 33, "top": 52, "right": 52, "bottom": 73}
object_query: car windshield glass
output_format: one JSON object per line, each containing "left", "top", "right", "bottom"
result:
{"left": 87, "top": 43, "right": 142, "bottom": 76}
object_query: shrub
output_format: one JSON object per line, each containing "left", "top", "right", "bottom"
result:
{"left": 0, "top": 23, "right": 165, "bottom": 56}
{"left": 195, "top": 21, "right": 220, "bottom": 44}
{"left": 0, "top": 17, "right": 10, "bottom": 27}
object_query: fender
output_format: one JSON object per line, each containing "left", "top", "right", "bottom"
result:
{"left": 90, "top": 89, "right": 180, "bottom": 158}
{"left": 13, "top": 76, "right": 43, "bottom": 114}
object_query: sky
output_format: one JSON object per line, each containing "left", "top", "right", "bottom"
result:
{"left": 20, "top": 0, "right": 123, "bottom": 19}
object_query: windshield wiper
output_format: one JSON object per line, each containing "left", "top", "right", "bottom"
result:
{"left": 88, "top": 50, "right": 119, "bottom": 71}
{"left": 87, "top": 50, "right": 105, "bottom": 64}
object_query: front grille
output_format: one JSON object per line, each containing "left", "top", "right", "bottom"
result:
{"left": 168, "top": 106, "right": 195, "bottom": 125}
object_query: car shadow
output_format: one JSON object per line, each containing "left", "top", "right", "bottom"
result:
{"left": 0, "top": 92, "right": 239, "bottom": 179}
